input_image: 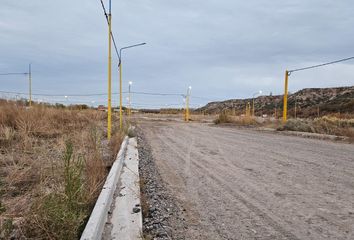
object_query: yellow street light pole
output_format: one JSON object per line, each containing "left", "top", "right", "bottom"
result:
{"left": 246, "top": 102, "right": 250, "bottom": 117}
{"left": 282, "top": 70, "right": 289, "bottom": 123}
{"left": 282, "top": 57, "right": 354, "bottom": 123}
{"left": 107, "top": 1, "right": 112, "bottom": 140}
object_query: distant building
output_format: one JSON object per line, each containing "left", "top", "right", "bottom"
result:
{"left": 97, "top": 105, "right": 107, "bottom": 111}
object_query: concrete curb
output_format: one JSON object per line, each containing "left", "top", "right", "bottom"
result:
{"left": 257, "top": 127, "right": 348, "bottom": 141}
{"left": 106, "top": 137, "right": 142, "bottom": 239}
{"left": 279, "top": 130, "right": 348, "bottom": 141}
{"left": 80, "top": 136, "right": 129, "bottom": 240}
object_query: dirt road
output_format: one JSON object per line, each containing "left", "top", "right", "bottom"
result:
{"left": 138, "top": 120, "right": 354, "bottom": 240}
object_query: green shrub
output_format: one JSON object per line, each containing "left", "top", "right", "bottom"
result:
{"left": 1, "top": 218, "right": 14, "bottom": 239}
{"left": 24, "top": 141, "right": 88, "bottom": 240}
{"left": 63, "top": 141, "right": 84, "bottom": 210}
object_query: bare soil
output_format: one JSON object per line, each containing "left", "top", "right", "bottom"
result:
{"left": 138, "top": 119, "right": 354, "bottom": 240}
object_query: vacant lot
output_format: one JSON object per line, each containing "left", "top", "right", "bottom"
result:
{"left": 139, "top": 120, "right": 354, "bottom": 240}
{"left": 0, "top": 101, "right": 123, "bottom": 239}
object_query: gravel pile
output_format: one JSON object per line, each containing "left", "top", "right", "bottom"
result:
{"left": 137, "top": 128, "right": 187, "bottom": 240}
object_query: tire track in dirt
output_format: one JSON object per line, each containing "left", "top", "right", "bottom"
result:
{"left": 152, "top": 126, "right": 299, "bottom": 239}
{"left": 139, "top": 121, "right": 354, "bottom": 240}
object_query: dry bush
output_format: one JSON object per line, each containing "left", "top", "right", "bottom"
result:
{"left": 109, "top": 131, "right": 124, "bottom": 162}
{"left": 24, "top": 141, "right": 88, "bottom": 240}
{"left": 214, "top": 112, "right": 259, "bottom": 126}
{"left": 0, "top": 126, "right": 15, "bottom": 146}
{"left": 313, "top": 116, "right": 354, "bottom": 138}
{"left": 314, "top": 116, "right": 354, "bottom": 128}
{"left": 0, "top": 101, "right": 124, "bottom": 239}
{"left": 214, "top": 112, "right": 233, "bottom": 124}
{"left": 278, "top": 116, "right": 354, "bottom": 140}
{"left": 232, "top": 116, "right": 258, "bottom": 126}
{"left": 278, "top": 119, "right": 314, "bottom": 132}
{"left": 0, "top": 104, "right": 19, "bottom": 128}
{"left": 84, "top": 127, "right": 106, "bottom": 206}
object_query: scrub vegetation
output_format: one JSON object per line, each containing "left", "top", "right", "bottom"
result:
{"left": 0, "top": 100, "right": 123, "bottom": 239}
{"left": 213, "top": 109, "right": 354, "bottom": 141}
{"left": 278, "top": 116, "right": 354, "bottom": 140}
{"left": 214, "top": 112, "right": 259, "bottom": 126}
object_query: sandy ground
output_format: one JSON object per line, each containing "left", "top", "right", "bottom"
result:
{"left": 138, "top": 120, "right": 354, "bottom": 240}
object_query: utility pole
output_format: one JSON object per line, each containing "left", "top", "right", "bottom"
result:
{"left": 246, "top": 102, "right": 251, "bottom": 117}
{"left": 283, "top": 70, "right": 289, "bottom": 123}
{"left": 107, "top": 0, "right": 112, "bottom": 139}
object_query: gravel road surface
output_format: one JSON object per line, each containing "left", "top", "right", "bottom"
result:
{"left": 138, "top": 120, "right": 354, "bottom": 240}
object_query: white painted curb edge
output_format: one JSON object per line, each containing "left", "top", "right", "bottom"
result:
{"left": 80, "top": 136, "right": 129, "bottom": 240}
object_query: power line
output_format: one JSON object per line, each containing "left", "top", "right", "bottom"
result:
{"left": 131, "top": 91, "right": 183, "bottom": 96}
{"left": 0, "top": 90, "right": 185, "bottom": 97}
{"left": 289, "top": 56, "right": 354, "bottom": 74}
{"left": 99, "top": 0, "right": 120, "bottom": 60}
{"left": 0, "top": 90, "right": 110, "bottom": 97}
{"left": 0, "top": 90, "right": 224, "bottom": 106}
{"left": 191, "top": 96, "right": 223, "bottom": 101}
{"left": 0, "top": 90, "right": 108, "bottom": 97}
{"left": 0, "top": 72, "right": 28, "bottom": 76}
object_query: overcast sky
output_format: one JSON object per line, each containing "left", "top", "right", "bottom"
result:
{"left": 1, "top": 0, "right": 353, "bottom": 108}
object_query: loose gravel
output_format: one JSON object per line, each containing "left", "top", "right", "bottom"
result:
{"left": 137, "top": 128, "right": 187, "bottom": 240}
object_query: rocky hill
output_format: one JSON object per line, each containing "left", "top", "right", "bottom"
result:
{"left": 197, "top": 86, "right": 354, "bottom": 118}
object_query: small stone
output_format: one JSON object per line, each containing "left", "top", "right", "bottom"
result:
{"left": 133, "top": 207, "right": 141, "bottom": 213}
{"left": 157, "top": 230, "right": 168, "bottom": 237}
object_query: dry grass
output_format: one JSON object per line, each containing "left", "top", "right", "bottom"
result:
{"left": 212, "top": 111, "right": 354, "bottom": 141}
{"left": 0, "top": 101, "right": 123, "bottom": 239}
{"left": 214, "top": 112, "right": 233, "bottom": 124}
{"left": 214, "top": 112, "right": 258, "bottom": 126}
{"left": 278, "top": 116, "right": 354, "bottom": 141}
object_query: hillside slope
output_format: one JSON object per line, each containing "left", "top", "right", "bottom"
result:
{"left": 197, "top": 86, "right": 354, "bottom": 117}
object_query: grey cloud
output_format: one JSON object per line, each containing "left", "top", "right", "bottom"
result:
{"left": 0, "top": 0, "right": 353, "bottom": 107}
